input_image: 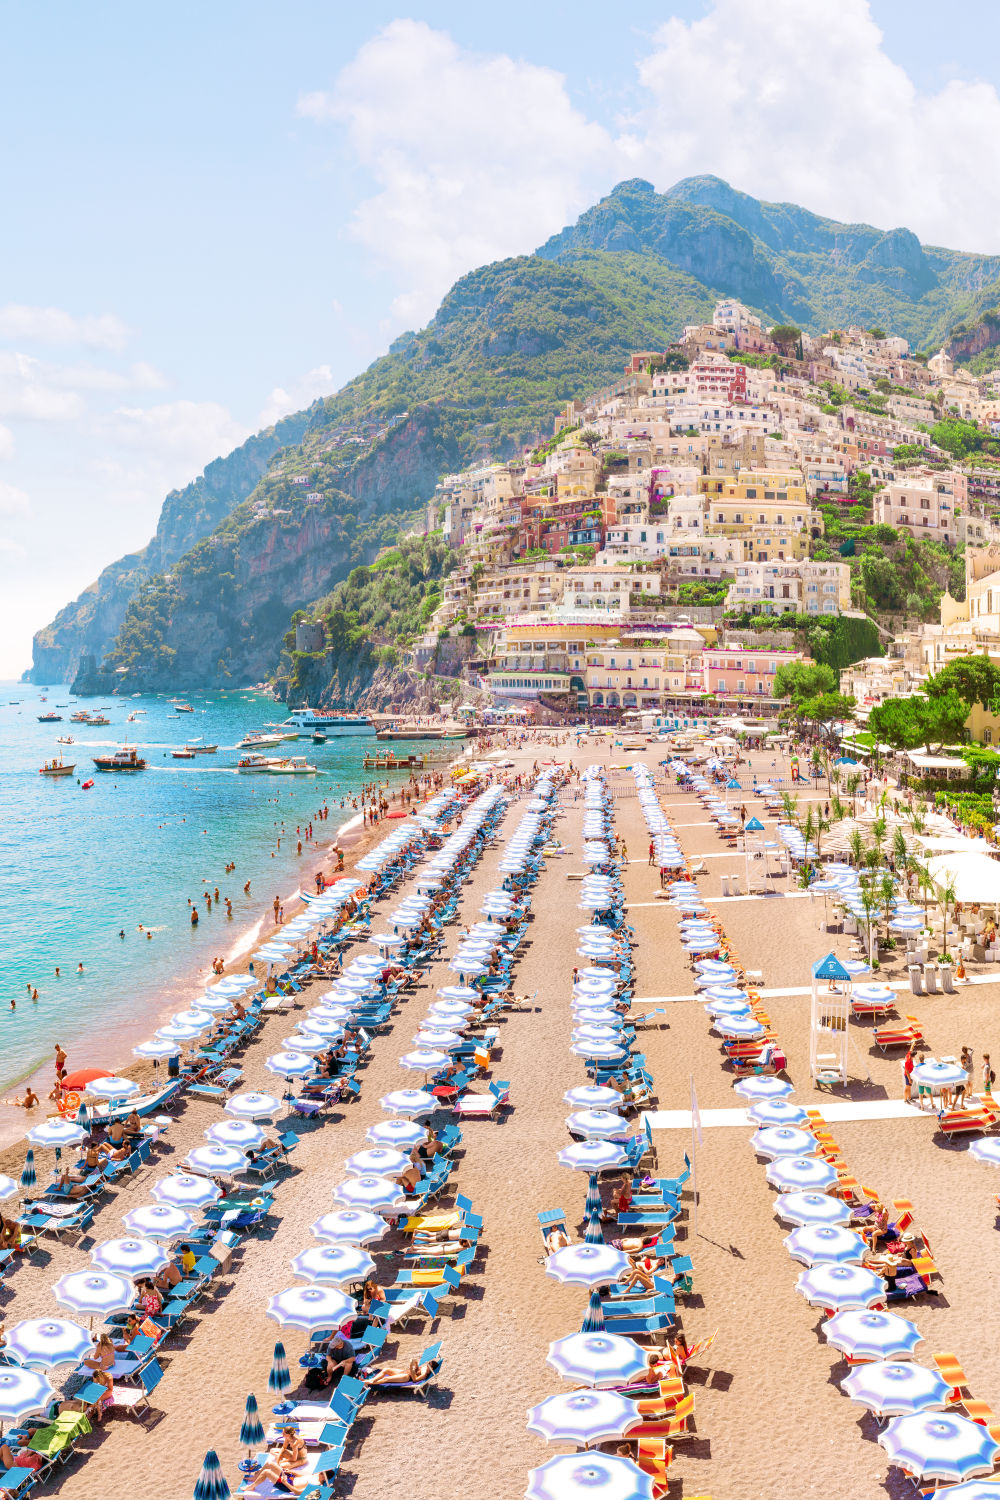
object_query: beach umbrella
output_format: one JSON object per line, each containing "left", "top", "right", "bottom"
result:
{"left": 0, "top": 1366, "right": 56, "bottom": 1428}
{"left": 911, "top": 1061, "right": 967, "bottom": 1089}
{"left": 344, "top": 1147, "right": 412, "bottom": 1178}
{"left": 526, "top": 1390, "right": 641, "bottom": 1448}
{"left": 297, "top": 1016, "right": 345, "bottom": 1041}
{"left": 564, "top": 1086, "right": 623, "bottom": 1111}
{"left": 398, "top": 1049, "right": 450, "bottom": 1074}
{"left": 52, "top": 1270, "right": 134, "bottom": 1322}
{"left": 333, "top": 1175, "right": 407, "bottom": 1212}
{"left": 571, "top": 1039, "right": 627, "bottom": 1062}
{"left": 437, "top": 985, "right": 480, "bottom": 1003}
{"left": 823, "top": 1309, "right": 922, "bottom": 1362}
{"left": 5, "top": 1317, "right": 93, "bottom": 1369}
{"left": 429, "top": 1001, "right": 474, "bottom": 1022}
{"left": 751, "top": 1126, "right": 819, "bottom": 1160}
{"left": 566, "top": 1111, "right": 629, "bottom": 1140}
{"left": 152, "top": 1173, "right": 223, "bottom": 1209}
{"left": 193, "top": 1448, "right": 231, "bottom": 1500}
{"left": 413, "top": 1030, "right": 464, "bottom": 1052}
{"left": 546, "top": 1332, "right": 648, "bottom": 1388}
{"left": 366, "top": 1119, "right": 427, "bottom": 1150}
{"left": 289, "top": 1246, "right": 375, "bottom": 1285}
{"left": 265, "top": 1284, "right": 355, "bottom": 1333}
{"left": 224, "top": 1092, "right": 282, "bottom": 1121}
{"left": 205, "top": 1120, "right": 266, "bottom": 1151}
{"left": 766, "top": 1156, "right": 839, "bottom": 1192}
{"left": 133, "top": 1039, "right": 182, "bottom": 1061}
{"left": 968, "top": 1138, "right": 1000, "bottom": 1166}
{"left": 86, "top": 1076, "right": 140, "bottom": 1101}
{"left": 783, "top": 1224, "right": 868, "bottom": 1266}
{"left": 194, "top": 994, "right": 239, "bottom": 1014}
{"left": 122, "top": 1205, "right": 198, "bottom": 1243}
{"left": 239, "top": 1393, "right": 264, "bottom": 1459}
{"left": 379, "top": 1089, "right": 435, "bottom": 1117}
{"left": 546, "top": 1244, "right": 631, "bottom": 1288}
{"left": 853, "top": 983, "right": 897, "bottom": 1005}
{"left": 928, "top": 1485, "right": 1000, "bottom": 1500}
{"left": 267, "top": 1341, "right": 291, "bottom": 1395}
{"left": 559, "top": 1141, "right": 627, "bottom": 1174}
{"left": 27, "top": 1119, "right": 87, "bottom": 1150}
{"left": 156, "top": 1022, "right": 206, "bottom": 1042}
{"left": 91, "top": 1236, "right": 169, "bottom": 1277}
{"left": 734, "top": 1077, "right": 794, "bottom": 1102}
{"left": 185, "top": 1144, "right": 250, "bottom": 1178}
{"left": 890, "top": 916, "right": 925, "bottom": 933}
{"left": 796, "top": 1263, "right": 885, "bottom": 1311}
{"left": 574, "top": 976, "right": 619, "bottom": 996}
{"left": 842, "top": 1361, "right": 952, "bottom": 1418}
{"left": 310, "top": 1209, "right": 389, "bottom": 1246}
{"left": 283, "top": 1033, "right": 326, "bottom": 1055}
{"left": 573, "top": 1025, "right": 624, "bottom": 1045}
{"left": 714, "top": 1015, "right": 765, "bottom": 1040}
{"left": 172, "top": 1008, "right": 215, "bottom": 1029}
{"left": 0, "top": 1175, "right": 16, "bottom": 1202}
{"left": 748, "top": 1101, "right": 808, "bottom": 1127}
{"left": 19, "top": 1151, "right": 35, "bottom": 1190}
{"left": 264, "top": 1051, "right": 315, "bottom": 1079}
{"left": 879, "top": 1413, "right": 999, "bottom": 1483}
{"left": 773, "top": 1192, "right": 852, "bottom": 1228}
{"left": 581, "top": 1289, "right": 606, "bottom": 1333}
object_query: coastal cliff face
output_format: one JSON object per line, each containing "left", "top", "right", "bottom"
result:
{"left": 28, "top": 408, "right": 312, "bottom": 684}
{"left": 948, "top": 308, "right": 1000, "bottom": 364}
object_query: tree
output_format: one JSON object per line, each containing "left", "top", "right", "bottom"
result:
{"left": 868, "top": 698, "right": 926, "bottom": 752}
{"left": 771, "top": 325, "right": 802, "bottom": 356}
{"left": 935, "top": 872, "right": 958, "bottom": 961}
{"left": 926, "top": 655, "right": 1000, "bottom": 711}
{"left": 800, "top": 691, "right": 856, "bottom": 743}
{"left": 869, "top": 327, "right": 887, "bottom": 340}
{"left": 773, "top": 662, "right": 836, "bottom": 704}
{"left": 649, "top": 350, "right": 689, "bottom": 373}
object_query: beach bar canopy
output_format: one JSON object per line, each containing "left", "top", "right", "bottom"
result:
{"left": 923, "top": 852, "right": 1000, "bottom": 904}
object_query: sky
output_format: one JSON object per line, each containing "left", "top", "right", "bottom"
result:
{"left": 4, "top": 0, "right": 1000, "bottom": 675}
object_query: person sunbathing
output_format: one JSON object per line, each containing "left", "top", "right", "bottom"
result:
{"left": 863, "top": 1204, "right": 891, "bottom": 1251}
{"left": 247, "top": 1427, "right": 309, "bottom": 1493}
{"left": 105, "top": 1119, "right": 126, "bottom": 1148}
{"left": 364, "top": 1357, "right": 431, "bottom": 1386}
{"left": 544, "top": 1226, "right": 570, "bottom": 1254}
{"left": 154, "top": 1260, "right": 181, "bottom": 1293}
{"left": 81, "top": 1332, "right": 115, "bottom": 1374}
{"left": 122, "top": 1109, "right": 143, "bottom": 1139}
{"left": 618, "top": 1251, "right": 672, "bottom": 1293}
{"left": 56, "top": 1145, "right": 103, "bottom": 1195}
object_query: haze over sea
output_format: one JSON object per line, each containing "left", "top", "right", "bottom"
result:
{"left": 0, "top": 683, "right": 382, "bottom": 1093}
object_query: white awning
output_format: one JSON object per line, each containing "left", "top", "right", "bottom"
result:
{"left": 923, "top": 852, "right": 1000, "bottom": 903}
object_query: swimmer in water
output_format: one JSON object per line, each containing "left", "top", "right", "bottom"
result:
{"left": 118, "top": 930, "right": 125, "bottom": 940}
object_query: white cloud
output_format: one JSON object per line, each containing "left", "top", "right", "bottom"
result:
{"left": 301, "top": 4, "right": 1000, "bottom": 328}
{"left": 299, "top": 19, "right": 614, "bottom": 323}
{"left": 0, "top": 480, "right": 28, "bottom": 516}
{"left": 257, "top": 365, "right": 339, "bottom": 428}
{"left": 104, "top": 399, "right": 249, "bottom": 470}
{"left": 0, "top": 304, "right": 129, "bottom": 351}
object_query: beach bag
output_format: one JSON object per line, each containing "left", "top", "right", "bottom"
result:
{"left": 304, "top": 1366, "right": 327, "bottom": 1391}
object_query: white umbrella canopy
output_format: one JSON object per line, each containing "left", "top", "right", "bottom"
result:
{"left": 924, "top": 852, "right": 1000, "bottom": 904}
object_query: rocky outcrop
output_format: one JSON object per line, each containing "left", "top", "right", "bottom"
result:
{"left": 948, "top": 308, "right": 1000, "bottom": 363}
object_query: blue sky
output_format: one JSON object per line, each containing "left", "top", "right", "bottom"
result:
{"left": 3, "top": 0, "right": 1000, "bottom": 674}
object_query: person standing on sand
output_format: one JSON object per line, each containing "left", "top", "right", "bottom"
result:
{"left": 273, "top": 897, "right": 280, "bottom": 924}
{"left": 902, "top": 1044, "right": 915, "bottom": 1103}
{"left": 648, "top": 840, "right": 655, "bottom": 866}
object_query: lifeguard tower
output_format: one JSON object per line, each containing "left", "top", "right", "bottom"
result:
{"left": 810, "top": 952, "right": 852, "bottom": 1086}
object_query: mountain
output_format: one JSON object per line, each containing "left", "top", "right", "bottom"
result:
{"left": 32, "top": 175, "right": 1000, "bottom": 691}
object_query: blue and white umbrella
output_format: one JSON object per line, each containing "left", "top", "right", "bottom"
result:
{"left": 297, "top": 1016, "right": 345, "bottom": 1041}
{"left": 122, "top": 1205, "right": 198, "bottom": 1243}
{"left": 265, "top": 1284, "right": 355, "bottom": 1332}
{"left": 344, "top": 1147, "right": 411, "bottom": 1178}
{"left": 399, "top": 1049, "right": 450, "bottom": 1074}
{"left": 52, "top": 1270, "right": 134, "bottom": 1320}
{"left": 748, "top": 1100, "right": 808, "bottom": 1127}
{"left": 577, "top": 968, "right": 619, "bottom": 983}
{"left": 19, "top": 1151, "right": 35, "bottom": 1190}
{"left": 545, "top": 1244, "right": 631, "bottom": 1288}
{"left": 751, "top": 1126, "right": 818, "bottom": 1160}
{"left": 890, "top": 916, "right": 925, "bottom": 933}
{"left": 224, "top": 1092, "right": 282, "bottom": 1121}
{"left": 925, "top": 1484, "right": 1000, "bottom": 1499}
{"left": 240, "top": 1392, "right": 264, "bottom": 1456}
{"left": 573, "top": 1025, "right": 625, "bottom": 1045}
{"left": 566, "top": 1111, "right": 629, "bottom": 1140}
{"left": 413, "top": 1030, "right": 464, "bottom": 1052}
{"left": 968, "top": 1138, "right": 1000, "bottom": 1166}
{"left": 332, "top": 1175, "right": 407, "bottom": 1212}
{"left": 26, "top": 1119, "right": 87, "bottom": 1150}
{"left": 526, "top": 1391, "right": 640, "bottom": 1448}
{"left": 310, "top": 1209, "right": 389, "bottom": 1246}
{"left": 546, "top": 1332, "right": 648, "bottom": 1388}
{"left": 205, "top": 1120, "right": 266, "bottom": 1151}
{"left": 282, "top": 1033, "right": 326, "bottom": 1055}
{"left": 379, "top": 1089, "right": 435, "bottom": 1117}
{"left": 715, "top": 1015, "right": 765, "bottom": 1040}
{"left": 91, "top": 1236, "right": 169, "bottom": 1277}
{"left": 823, "top": 1309, "right": 922, "bottom": 1362}
{"left": 843, "top": 1360, "right": 952, "bottom": 1418}
{"left": 152, "top": 1173, "right": 223, "bottom": 1209}
{"left": 172, "top": 1008, "right": 215, "bottom": 1029}
{"left": 571, "top": 1039, "right": 626, "bottom": 1062}
{"left": 437, "top": 986, "right": 480, "bottom": 1003}
{"left": 133, "top": 1039, "right": 182, "bottom": 1061}
{"left": 86, "top": 1076, "right": 140, "bottom": 1101}
{"left": 0, "top": 1365, "right": 56, "bottom": 1422}
{"left": 734, "top": 1076, "right": 794, "bottom": 1102}
{"left": 559, "top": 1141, "right": 627, "bottom": 1173}
{"left": 289, "top": 1245, "right": 375, "bottom": 1285}
{"left": 267, "top": 1341, "right": 291, "bottom": 1394}
{"left": 264, "top": 1051, "right": 315, "bottom": 1079}
{"left": 784, "top": 1224, "right": 868, "bottom": 1266}
{"left": 5, "top": 1317, "right": 93, "bottom": 1369}
{"left": 912, "top": 1060, "right": 967, "bottom": 1088}
{"left": 766, "top": 1156, "right": 839, "bottom": 1192}
{"left": 879, "top": 1412, "right": 1000, "bottom": 1483}
{"left": 796, "top": 1263, "right": 885, "bottom": 1310}
{"left": 193, "top": 1448, "right": 231, "bottom": 1500}
{"left": 185, "top": 1144, "right": 250, "bottom": 1178}
{"left": 564, "top": 1086, "right": 623, "bottom": 1112}
{"left": 429, "top": 1003, "right": 474, "bottom": 1026}
{"left": 155, "top": 1022, "right": 205, "bottom": 1043}
{"left": 574, "top": 977, "right": 619, "bottom": 996}
{"left": 853, "top": 983, "right": 897, "bottom": 1006}
{"left": 366, "top": 1119, "right": 427, "bottom": 1150}
{"left": 774, "top": 1192, "right": 852, "bottom": 1228}
{"left": 0, "top": 1175, "right": 16, "bottom": 1201}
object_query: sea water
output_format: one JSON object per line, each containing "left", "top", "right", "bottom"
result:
{"left": 0, "top": 683, "right": 398, "bottom": 1092}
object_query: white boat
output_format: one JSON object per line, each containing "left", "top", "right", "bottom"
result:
{"left": 57, "top": 735, "right": 75, "bottom": 744}
{"left": 186, "top": 739, "right": 218, "bottom": 753}
{"left": 267, "top": 756, "right": 317, "bottom": 774}
{"left": 175, "top": 703, "right": 194, "bottom": 713}
{"left": 237, "top": 753, "right": 281, "bottom": 771}
{"left": 281, "top": 708, "right": 371, "bottom": 735}
{"left": 237, "top": 731, "right": 286, "bottom": 749}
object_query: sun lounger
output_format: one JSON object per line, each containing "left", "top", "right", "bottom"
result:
{"left": 454, "top": 1081, "right": 510, "bottom": 1118}
{"left": 937, "top": 1106, "right": 996, "bottom": 1137}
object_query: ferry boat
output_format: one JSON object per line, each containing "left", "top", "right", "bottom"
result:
{"left": 92, "top": 746, "right": 147, "bottom": 772}
{"left": 37, "top": 712, "right": 62, "bottom": 722}
{"left": 281, "top": 708, "right": 371, "bottom": 736}
{"left": 267, "top": 756, "right": 317, "bottom": 774}
{"left": 39, "top": 757, "right": 75, "bottom": 777}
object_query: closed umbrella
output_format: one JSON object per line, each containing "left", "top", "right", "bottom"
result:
{"left": 152, "top": 1173, "right": 223, "bottom": 1209}
{"left": 239, "top": 1393, "right": 264, "bottom": 1461}
{"left": 5, "top": 1317, "right": 93, "bottom": 1369}
{"left": 796, "top": 1263, "right": 885, "bottom": 1310}
{"left": 267, "top": 1341, "right": 291, "bottom": 1395}
{"left": 545, "top": 1244, "right": 631, "bottom": 1287}
{"left": 546, "top": 1331, "right": 648, "bottom": 1388}
{"left": 879, "top": 1413, "right": 999, "bottom": 1483}
{"left": 526, "top": 1390, "right": 640, "bottom": 1448}
{"left": 265, "top": 1285, "right": 355, "bottom": 1332}
{"left": 193, "top": 1448, "right": 231, "bottom": 1500}
{"left": 122, "top": 1205, "right": 198, "bottom": 1243}
{"left": 773, "top": 1192, "right": 852, "bottom": 1228}
{"left": 842, "top": 1361, "right": 952, "bottom": 1418}
{"left": 19, "top": 1151, "right": 35, "bottom": 1190}
{"left": 310, "top": 1210, "right": 389, "bottom": 1246}
{"left": 91, "top": 1236, "right": 169, "bottom": 1277}
{"left": 783, "top": 1225, "right": 868, "bottom": 1266}
{"left": 289, "top": 1246, "right": 375, "bottom": 1285}
{"left": 823, "top": 1309, "right": 922, "bottom": 1362}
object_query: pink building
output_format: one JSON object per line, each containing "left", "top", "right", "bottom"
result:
{"left": 695, "top": 646, "right": 810, "bottom": 704}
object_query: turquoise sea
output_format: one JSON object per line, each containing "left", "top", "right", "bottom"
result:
{"left": 0, "top": 683, "right": 394, "bottom": 1096}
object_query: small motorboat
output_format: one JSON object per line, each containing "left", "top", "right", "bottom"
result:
{"left": 312, "top": 732, "right": 328, "bottom": 744}
{"left": 57, "top": 735, "right": 75, "bottom": 744}
{"left": 186, "top": 740, "right": 218, "bottom": 754}
{"left": 39, "top": 758, "right": 74, "bottom": 776}
{"left": 93, "top": 746, "right": 147, "bottom": 771}
{"left": 171, "top": 748, "right": 196, "bottom": 759}
{"left": 175, "top": 703, "right": 194, "bottom": 713}
{"left": 266, "top": 756, "right": 318, "bottom": 774}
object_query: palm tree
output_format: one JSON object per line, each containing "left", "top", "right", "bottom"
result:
{"left": 847, "top": 828, "right": 866, "bottom": 869}
{"left": 936, "top": 873, "right": 958, "bottom": 961}
{"left": 845, "top": 771, "right": 862, "bottom": 814}
{"left": 878, "top": 871, "right": 897, "bottom": 946}
{"left": 781, "top": 791, "right": 799, "bottom": 824}
{"left": 830, "top": 794, "right": 847, "bottom": 823}
{"left": 915, "top": 862, "right": 934, "bottom": 924}
{"left": 858, "top": 875, "right": 882, "bottom": 966}
{"left": 891, "top": 828, "right": 908, "bottom": 873}
{"left": 870, "top": 816, "right": 888, "bottom": 863}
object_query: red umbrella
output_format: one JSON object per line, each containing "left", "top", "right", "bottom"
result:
{"left": 61, "top": 1068, "right": 113, "bottom": 1091}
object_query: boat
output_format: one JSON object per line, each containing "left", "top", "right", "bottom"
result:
{"left": 70, "top": 711, "right": 91, "bottom": 722}
{"left": 81, "top": 779, "right": 94, "bottom": 790}
{"left": 92, "top": 746, "right": 147, "bottom": 772}
{"left": 281, "top": 708, "right": 372, "bottom": 736}
{"left": 39, "top": 757, "right": 75, "bottom": 777}
{"left": 237, "top": 752, "right": 281, "bottom": 772}
{"left": 57, "top": 735, "right": 75, "bottom": 745}
{"left": 175, "top": 703, "right": 194, "bottom": 713}
{"left": 266, "top": 756, "right": 317, "bottom": 774}
{"left": 171, "top": 748, "right": 196, "bottom": 759}
{"left": 37, "top": 712, "right": 62, "bottom": 722}
{"left": 376, "top": 725, "right": 468, "bottom": 741}
{"left": 186, "top": 740, "right": 218, "bottom": 753}
{"left": 237, "top": 731, "right": 286, "bottom": 749}
{"left": 311, "top": 732, "right": 327, "bottom": 744}
{"left": 88, "top": 713, "right": 110, "bottom": 726}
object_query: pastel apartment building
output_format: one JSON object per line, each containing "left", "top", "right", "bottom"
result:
{"left": 725, "top": 559, "right": 852, "bottom": 616}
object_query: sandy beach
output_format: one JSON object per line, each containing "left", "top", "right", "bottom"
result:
{"left": 2, "top": 733, "right": 1000, "bottom": 1498}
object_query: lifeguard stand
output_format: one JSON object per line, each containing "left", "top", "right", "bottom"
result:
{"left": 743, "top": 815, "right": 766, "bottom": 894}
{"left": 810, "top": 952, "right": 852, "bottom": 1086}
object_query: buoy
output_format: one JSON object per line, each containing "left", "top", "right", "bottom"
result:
{"left": 81, "top": 779, "right": 94, "bottom": 790}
